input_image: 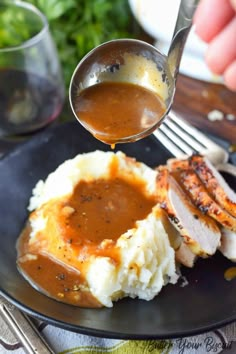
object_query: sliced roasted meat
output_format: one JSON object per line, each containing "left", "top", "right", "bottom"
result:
{"left": 175, "top": 242, "right": 197, "bottom": 268}
{"left": 155, "top": 167, "right": 221, "bottom": 257}
{"left": 168, "top": 158, "right": 236, "bottom": 232}
{"left": 220, "top": 228, "right": 236, "bottom": 262}
{"left": 189, "top": 155, "right": 236, "bottom": 218}
{"left": 154, "top": 204, "right": 182, "bottom": 251}
{"left": 154, "top": 203, "right": 196, "bottom": 268}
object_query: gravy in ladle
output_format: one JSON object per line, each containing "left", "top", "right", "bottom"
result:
{"left": 74, "top": 81, "right": 166, "bottom": 145}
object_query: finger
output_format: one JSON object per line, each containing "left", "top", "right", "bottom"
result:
{"left": 194, "top": 0, "right": 234, "bottom": 42}
{"left": 205, "top": 17, "right": 236, "bottom": 74}
{"left": 224, "top": 60, "right": 236, "bottom": 91}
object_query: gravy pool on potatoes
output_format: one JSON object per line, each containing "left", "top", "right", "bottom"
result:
{"left": 17, "top": 175, "right": 157, "bottom": 307}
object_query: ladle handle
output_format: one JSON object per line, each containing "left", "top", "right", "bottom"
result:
{"left": 167, "top": 0, "right": 198, "bottom": 81}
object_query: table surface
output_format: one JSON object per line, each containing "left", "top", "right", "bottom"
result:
{"left": 174, "top": 75, "right": 236, "bottom": 144}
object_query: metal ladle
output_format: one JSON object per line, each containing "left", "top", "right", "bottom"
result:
{"left": 69, "top": 0, "right": 198, "bottom": 144}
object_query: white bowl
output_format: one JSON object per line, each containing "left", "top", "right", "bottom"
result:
{"left": 129, "top": 0, "right": 222, "bottom": 83}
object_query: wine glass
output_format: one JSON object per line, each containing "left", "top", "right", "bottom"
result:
{"left": 0, "top": 0, "right": 65, "bottom": 139}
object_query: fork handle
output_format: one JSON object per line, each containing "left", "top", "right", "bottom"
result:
{"left": 217, "top": 163, "right": 236, "bottom": 177}
{"left": 0, "top": 296, "right": 53, "bottom": 354}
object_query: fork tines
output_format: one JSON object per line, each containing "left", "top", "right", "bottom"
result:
{"left": 153, "top": 111, "right": 225, "bottom": 160}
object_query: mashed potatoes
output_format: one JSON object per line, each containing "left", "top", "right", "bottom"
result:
{"left": 17, "top": 151, "right": 178, "bottom": 307}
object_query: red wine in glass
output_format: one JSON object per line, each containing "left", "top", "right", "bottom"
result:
{"left": 0, "top": 68, "right": 64, "bottom": 136}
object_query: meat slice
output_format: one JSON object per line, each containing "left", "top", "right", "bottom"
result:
{"left": 175, "top": 242, "right": 197, "bottom": 268}
{"left": 154, "top": 204, "right": 182, "bottom": 251}
{"left": 168, "top": 158, "right": 236, "bottom": 232}
{"left": 154, "top": 203, "right": 196, "bottom": 267}
{"left": 155, "top": 167, "right": 221, "bottom": 257}
{"left": 220, "top": 228, "right": 236, "bottom": 262}
{"left": 189, "top": 155, "right": 236, "bottom": 218}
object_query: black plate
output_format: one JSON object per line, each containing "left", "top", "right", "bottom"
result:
{"left": 0, "top": 121, "right": 235, "bottom": 339}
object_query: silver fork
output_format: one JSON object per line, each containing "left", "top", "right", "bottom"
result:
{"left": 153, "top": 111, "right": 236, "bottom": 176}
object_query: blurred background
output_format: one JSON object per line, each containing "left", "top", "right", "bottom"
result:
{"left": 1, "top": 0, "right": 219, "bottom": 90}
{"left": 0, "top": 0, "right": 139, "bottom": 90}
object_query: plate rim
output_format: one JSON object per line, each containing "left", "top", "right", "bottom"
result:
{"left": 1, "top": 289, "right": 236, "bottom": 340}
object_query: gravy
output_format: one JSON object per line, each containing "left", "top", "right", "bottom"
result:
{"left": 17, "top": 227, "right": 102, "bottom": 308}
{"left": 74, "top": 81, "right": 166, "bottom": 144}
{"left": 224, "top": 267, "right": 236, "bottom": 281}
{"left": 17, "top": 176, "right": 157, "bottom": 307}
{"left": 61, "top": 177, "right": 156, "bottom": 243}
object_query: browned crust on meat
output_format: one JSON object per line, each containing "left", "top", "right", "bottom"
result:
{"left": 155, "top": 166, "right": 220, "bottom": 256}
{"left": 189, "top": 155, "right": 236, "bottom": 218}
{"left": 169, "top": 159, "right": 236, "bottom": 231}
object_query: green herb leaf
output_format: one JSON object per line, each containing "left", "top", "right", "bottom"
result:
{"left": 1, "top": 0, "right": 138, "bottom": 89}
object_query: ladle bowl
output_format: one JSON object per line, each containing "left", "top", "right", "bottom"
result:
{"left": 69, "top": 39, "right": 174, "bottom": 144}
{"left": 69, "top": 0, "right": 197, "bottom": 144}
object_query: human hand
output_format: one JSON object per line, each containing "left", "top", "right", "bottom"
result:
{"left": 194, "top": 0, "right": 236, "bottom": 91}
